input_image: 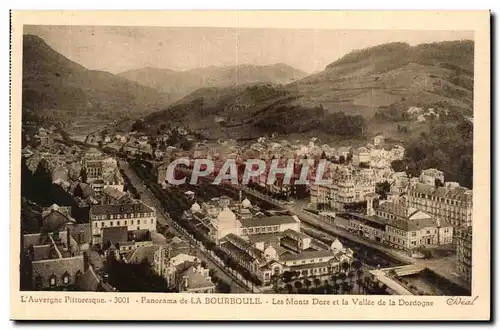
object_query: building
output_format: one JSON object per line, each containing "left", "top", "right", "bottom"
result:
{"left": 406, "top": 183, "right": 473, "bottom": 229}
{"left": 352, "top": 147, "right": 371, "bottom": 167}
{"left": 310, "top": 166, "right": 376, "bottom": 211}
{"left": 22, "top": 229, "right": 84, "bottom": 290}
{"left": 100, "top": 186, "right": 131, "bottom": 205}
{"left": 345, "top": 213, "right": 387, "bottom": 244}
{"left": 419, "top": 168, "right": 445, "bottom": 186}
{"left": 90, "top": 201, "right": 157, "bottom": 245}
{"left": 184, "top": 196, "right": 298, "bottom": 242}
{"left": 41, "top": 204, "right": 76, "bottom": 232}
{"left": 150, "top": 239, "right": 214, "bottom": 293}
{"left": 377, "top": 201, "right": 453, "bottom": 250}
{"left": 84, "top": 160, "right": 103, "bottom": 183}
{"left": 373, "top": 135, "right": 385, "bottom": 146}
{"left": 219, "top": 229, "right": 354, "bottom": 286}
{"left": 456, "top": 226, "right": 472, "bottom": 284}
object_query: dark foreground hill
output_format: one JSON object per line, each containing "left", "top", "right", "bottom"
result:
{"left": 22, "top": 35, "right": 173, "bottom": 124}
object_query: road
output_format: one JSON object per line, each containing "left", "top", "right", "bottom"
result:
{"left": 118, "top": 160, "right": 248, "bottom": 293}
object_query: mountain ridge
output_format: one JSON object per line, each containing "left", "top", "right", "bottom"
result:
{"left": 118, "top": 63, "right": 308, "bottom": 100}
{"left": 141, "top": 39, "right": 474, "bottom": 140}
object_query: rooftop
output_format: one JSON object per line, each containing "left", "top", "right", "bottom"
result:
{"left": 240, "top": 215, "right": 298, "bottom": 228}
{"left": 280, "top": 249, "right": 335, "bottom": 262}
{"left": 102, "top": 226, "right": 129, "bottom": 245}
{"left": 90, "top": 201, "right": 154, "bottom": 216}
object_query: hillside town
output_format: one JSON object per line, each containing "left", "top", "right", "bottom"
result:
{"left": 19, "top": 123, "right": 473, "bottom": 296}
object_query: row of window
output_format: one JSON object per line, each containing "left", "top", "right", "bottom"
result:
{"left": 35, "top": 271, "right": 75, "bottom": 288}
{"left": 388, "top": 236, "right": 406, "bottom": 245}
{"left": 410, "top": 194, "right": 471, "bottom": 207}
{"left": 92, "top": 212, "right": 154, "bottom": 220}
{"left": 286, "top": 257, "right": 325, "bottom": 266}
{"left": 94, "top": 219, "right": 155, "bottom": 227}
{"left": 241, "top": 225, "right": 280, "bottom": 235}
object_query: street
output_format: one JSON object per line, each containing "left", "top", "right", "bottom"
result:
{"left": 118, "top": 160, "right": 249, "bottom": 293}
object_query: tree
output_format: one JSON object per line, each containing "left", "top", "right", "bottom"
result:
{"left": 324, "top": 282, "right": 333, "bottom": 294}
{"left": 338, "top": 273, "right": 347, "bottom": 284}
{"left": 349, "top": 271, "right": 358, "bottom": 285}
{"left": 375, "top": 181, "right": 391, "bottom": 200}
{"left": 313, "top": 278, "right": 322, "bottom": 288}
{"left": 294, "top": 281, "right": 303, "bottom": 293}
{"left": 352, "top": 260, "right": 363, "bottom": 274}
{"left": 341, "top": 261, "right": 350, "bottom": 273}
{"left": 356, "top": 278, "right": 364, "bottom": 294}
{"left": 333, "top": 283, "right": 340, "bottom": 294}
{"left": 285, "top": 283, "right": 293, "bottom": 294}
{"left": 304, "top": 279, "right": 312, "bottom": 291}
{"left": 281, "top": 271, "right": 294, "bottom": 284}
{"left": 271, "top": 274, "right": 281, "bottom": 293}
{"left": 131, "top": 120, "right": 145, "bottom": 132}
{"left": 342, "top": 282, "right": 351, "bottom": 294}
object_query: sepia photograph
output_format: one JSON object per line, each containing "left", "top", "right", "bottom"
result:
{"left": 9, "top": 10, "right": 490, "bottom": 321}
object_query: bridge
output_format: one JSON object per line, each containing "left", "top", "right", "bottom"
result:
{"left": 379, "top": 264, "right": 425, "bottom": 277}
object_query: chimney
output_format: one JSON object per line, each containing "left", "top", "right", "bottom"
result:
{"left": 83, "top": 252, "right": 89, "bottom": 271}
{"left": 366, "top": 195, "right": 376, "bottom": 216}
{"left": 67, "top": 226, "right": 71, "bottom": 254}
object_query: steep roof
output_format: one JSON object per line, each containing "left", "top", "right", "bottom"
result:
{"left": 32, "top": 255, "right": 85, "bottom": 286}
{"left": 125, "top": 244, "right": 160, "bottom": 264}
{"left": 77, "top": 267, "right": 101, "bottom": 291}
{"left": 180, "top": 267, "right": 215, "bottom": 290}
{"left": 102, "top": 186, "right": 127, "bottom": 200}
{"left": 90, "top": 201, "right": 154, "bottom": 216}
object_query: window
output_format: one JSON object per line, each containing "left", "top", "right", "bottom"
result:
{"left": 125, "top": 221, "right": 127, "bottom": 226}
{"left": 49, "top": 274, "right": 56, "bottom": 287}
{"left": 412, "top": 232, "right": 416, "bottom": 237}
{"left": 95, "top": 222, "right": 98, "bottom": 228}
{"left": 301, "top": 261, "right": 306, "bottom": 264}
{"left": 62, "top": 272, "right": 70, "bottom": 285}
{"left": 151, "top": 219, "right": 154, "bottom": 224}
{"left": 131, "top": 220, "right": 134, "bottom": 225}
{"left": 110, "top": 222, "right": 114, "bottom": 226}
{"left": 101, "top": 222, "right": 104, "bottom": 227}
{"left": 117, "top": 221, "right": 120, "bottom": 226}
{"left": 137, "top": 220, "right": 141, "bottom": 225}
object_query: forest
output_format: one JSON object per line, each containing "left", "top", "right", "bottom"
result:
{"left": 392, "top": 118, "right": 473, "bottom": 188}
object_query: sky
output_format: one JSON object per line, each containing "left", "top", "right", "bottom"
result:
{"left": 24, "top": 25, "right": 473, "bottom": 74}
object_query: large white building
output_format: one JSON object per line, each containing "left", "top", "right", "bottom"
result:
{"left": 378, "top": 201, "right": 454, "bottom": 250}
{"left": 90, "top": 201, "right": 157, "bottom": 245}
{"left": 406, "top": 182, "right": 473, "bottom": 229}
{"left": 310, "top": 166, "right": 376, "bottom": 210}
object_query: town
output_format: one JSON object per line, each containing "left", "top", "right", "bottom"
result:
{"left": 19, "top": 123, "right": 472, "bottom": 296}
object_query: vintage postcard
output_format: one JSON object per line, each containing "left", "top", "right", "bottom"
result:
{"left": 10, "top": 10, "right": 490, "bottom": 321}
